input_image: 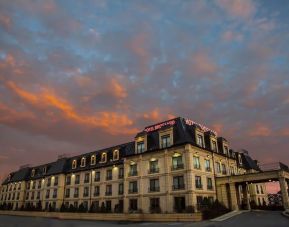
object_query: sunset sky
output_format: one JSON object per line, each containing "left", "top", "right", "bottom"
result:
{"left": 0, "top": 0, "right": 289, "bottom": 184}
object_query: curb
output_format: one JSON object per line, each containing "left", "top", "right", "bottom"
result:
{"left": 282, "top": 210, "right": 289, "bottom": 218}
{"left": 210, "top": 210, "right": 249, "bottom": 222}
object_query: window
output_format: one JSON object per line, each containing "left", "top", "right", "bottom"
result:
{"left": 174, "top": 197, "right": 186, "bottom": 213}
{"left": 45, "top": 189, "right": 50, "bottom": 199}
{"left": 260, "top": 186, "right": 264, "bottom": 194}
{"left": 75, "top": 174, "right": 80, "bottom": 184}
{"left": 72, "top": 160, "right": 77, "bottom": 169}
{"left": 173, "top": 176, "right": 185, "bottom": 190}
{"left": 211, "top": 140, "right": 217, "bottom": 152}
{"left": 53, "top": 189, "right": 57, "bottom": 198}
{"left": 94, "top": 186, "right": 100, "bottom": 196}
{"left": 118, "top": 167, "right": 124, "bottom": 179}
{"left": 74, "top": 188, "right": 79, "bottom": 198}
{"left": 83, "top": 187, "right": 89, "bottom": 197}
{"left": 106, "top": 185, "right": 112, "bottom": 196}
{"left": 36, "top": 191, "right": 40, "bottom": 200}
{"left": 94, "top": 171, "right": 100, "bottom": 182}
{"left": 91, "top": 155, "right": 96, "bottom": 165}
{"left": 54, "top": 176, "right": 58, "bottom": 186}
{"left": 119, "top": 183, "right": 124, "bottom": 195}
{"left": 129, "top": 199, "right": 138, "bottom": 211}
{"left": 74, "top": 201, "right": 78, "bottom": 209}
{"left": 100, "top": 152, "right": 107, "bottom": 163}
{"left": 224, "top": 146, "right": 228, "bottom": 155}
{"left": 129, "top": 181, "right": 138, "bottom": 193}
{"left": 113, "top": 149, "right": 119, "bottom": 161}
{"left": 84, "top": 173, "right": 90, "bottom": 183}
{"left": 197, "top": 134, "right": 204, "bottom": 147}
{"left": 18, "top": 184, "right": 21, "bottom": 190}
{"left": 161, "top": 134, "right": 171, "bottom": 148}
{"left": 193, "top": 156, "right": 201, "bottom": 169}
{"left": 256, "top": 185, "right": 259, "bottom": 194}
{"left": 216, "top": 162, "right": 221, "bottom": 173}
{"left": 47, "top": 177, "right": 51, "bottom": 187}
{"left": 172, "top": 153, "right": 184, "bottom": 170}
{"left": 238, "top": 154, "right": 243, "bottom": 165}
{"left": 106, "top": 200, "right": 111, "bottom": 212}
{"left": 205, "top": 159, "right": 211, "bottom": 171}
{"left": 207, "top": 177, "right": 213, "bottom": 190}
{"left": 149, "top": 159, "right": 159, "bottom": 174}
{"left": 195, "top": 176, "right": 202, "bottom": 189}
{"left": 149, "top": 179, "right": 160, "bottom": 192}
{"left": 150, "top": 198, "right": 160, "bottom": 213}
{"left": 136, "top": 141, "right": 145, "bottom": 153}
{"left": 81, "top": 157, "right": 86, "bottom": 167}
{"left": 221, "top": 163, "right": 227, "bottom": 175}
{"left": 43, "top": 166, "right": 47, "bottom": 174}
{"left": 129, "top": 163, "right": 137, "bottom": 176}
{"left": 106, "top": 169, "right": 112, "bottom": 180}
{"left": 196, "top": 196, "right": 203, "bottom": 210}
{"left": 31, "top": 169, "right": 35, "bottom": 177}
{"left": 32, "top": 181, "right": 36, "bottom": 189}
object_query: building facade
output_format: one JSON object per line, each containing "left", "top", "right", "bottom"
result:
{"left": 0, "top": 117, "right": 267, "bottom": 213}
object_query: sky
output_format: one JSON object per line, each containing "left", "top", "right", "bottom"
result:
{"left": 0, "top": 0, "right": 289, "bottom": 184}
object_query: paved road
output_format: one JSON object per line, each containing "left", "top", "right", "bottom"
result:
{"left": 0, "top": 211, "right": 288, "bottom": 227}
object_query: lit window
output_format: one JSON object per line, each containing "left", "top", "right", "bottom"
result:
{"left": 197, "top": 134, "right": 204, "bottom": 147}
{"left": 136, "top": 141, "right": 145, "bottom": 153}
{"left": 100, "top": 152, "right": 107, "bottom": 163}
{"left": 31, "top": 169, "right": 35, "bottom": 177}
{"left": 161, "top": 134, "right": 171, "bottom": 148}
{"left": 113, "top": 150, "right": 119, "bottom": 161}
{"left": 90, "top": 155, "right": 96, "bottom": 165}
{"left": 80, "top": 157, "right": 86, "bottom": 167}
{"left": 72, "top": 160, "right": 77, "bottom": 169}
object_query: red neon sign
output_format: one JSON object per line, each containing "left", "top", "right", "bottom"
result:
{"left": 144, "top": 120, "right": 176, "bottom": 133}
{"left": 185, "top": 119, "right": 217, "bottom": 135}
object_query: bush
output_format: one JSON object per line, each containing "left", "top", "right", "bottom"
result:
{"left": 202, "top": 200, "right": 230, "bottom": 220}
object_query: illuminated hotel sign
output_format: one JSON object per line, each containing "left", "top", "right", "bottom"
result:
{"left": 185, "top": 119, "right": 217, "bottom": 135}
{"left": 144, "top": 119, "right": 176, "bottom": 133}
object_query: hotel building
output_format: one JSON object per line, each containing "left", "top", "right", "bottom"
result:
{"left": 0, "top": 117, "right": 271, "bottom": 213}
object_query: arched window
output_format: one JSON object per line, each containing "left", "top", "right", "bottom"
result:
{"left": 72, "top": 160, "right": 77, "bottom": 169}
{"left": 81, "top": 157, "right": 86, "bottom": 167}
{"left": 31, "top": 169, "right": 35, "bottom": 177}
{"left": 91, "top": 155, "right": 96, "bottom": 165}
{"left": 100, "top": 152, "right": 107, "bottom": 163}
{"left": 113, "top": 150, "right": 119, "bottom": 161}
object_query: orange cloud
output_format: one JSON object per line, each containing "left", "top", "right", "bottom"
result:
{"left": 217, "top": 0, "right": 255, "bottom": 19}
{"left": 0, "top": 14, "right": 12, "bottom": 30}
{"left": 110, "top": 78, "right": 127, "bottom": 99}
{"left": 6, "top": 81, "right": 138, "bottom": 135}
{"left": 190, "top": 51, "right": 218, "bottom": 75}
{"left": 143, "top": 108, "right": 161, "bottom": 121}
{"left": 248, "top": 123, "right": 271, "bottom": 137}
{"left": 212, "top": 123, "right": 224, "bottom": 134}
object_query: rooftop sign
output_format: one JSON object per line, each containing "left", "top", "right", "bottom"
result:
{"left": 144, "top": 119, "right": 176, "bottom": 133}
{"left": 185, "top": 119, "right": 217, "bottom": 135}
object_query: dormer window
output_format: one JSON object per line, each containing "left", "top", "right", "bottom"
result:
{"left": 161, "top": 134, "right": 171, "bottom": 148}
{"left": 238, "top": 154, "right": 243, "bottom": 165}
{"left": 90, "top": 155, "right": 96, "bottom": 165}
{"left": 224, "top": 146, "right": 228, "bottom": 155}
{"left": 80, "top": 157, "right": 86, "bottom": 167}
{"left": 100, "top": 152, "right": 107, "bottom": 163}
{"left": 197, "top": 134, "right": 204, "bottom": 148}
{"left": 72, "top": 160, "right": 77, "bottom": 169}
{"left": 113, "top": 150, "right": 119, "bottom": 161}
{"left": 31, "top": 169, "right": 35, "bottom": 177}
{"left": 211, "top": 140, "right": 217, "bottom": 152}
{"left": 8, "top": 174, "right": 11, "bottom": 181}
{"left": 136, "top": 141, "right": 145, "bottom": 153}
{"left": 43, "top": 166, "right": 47, "bottom": 174}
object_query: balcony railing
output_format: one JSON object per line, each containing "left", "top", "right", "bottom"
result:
{"left": 105, "top": 191, "right": 112, "bottom": 196}
{"left": 195, "top": 184, "right": 203, "bottom": 190}
{"left": 118, "top": 190, "right": 124, "bottom": 195}
{"left": 171, "top": 163, "right": 184, "bottom": 171}
{"left": 94, "top": 192, "right": 99, "bottom": 197}
{"left": 172, "top": 184, "right": 185, "bottom": 190}
{"left": 128, "top": 189, "right": 138, "bottom": 194}
{"left": 128, "top": 171, "right": 138, "bottom": 177}
{"left": 74, "top": 194, "right": 79, "bottom": 198}
{"left": 148, "top": 168, "right": 159, "bottom": 174}
{"left": 207, "top": 186, "right": 214, "bottom": 190}
{"left": 94, "top": 177, "right": 100, "bottom": 182}
{"left": 148, "top": 186, "right": 160, "bottom": 192}
{"left": 205, "top": 167, "right": 211, "bottom": 172}
{"left": 118, "top": 174, "right": 124, "bottom": 179}
{"left": 106, "top": 176, "right": 112, "bottom": 181}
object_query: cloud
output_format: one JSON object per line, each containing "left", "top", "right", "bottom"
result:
{"left": 110, "top": 78, "right": 127, "bottom": 99}
{"left": 216, "top": 0, "right": 256, "bottom": 19}
{"left": 248, "top": 123, "right": 271, "bottom": 137}
{"left": 189, "top": 51, "right": 219, "bottom": 76}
